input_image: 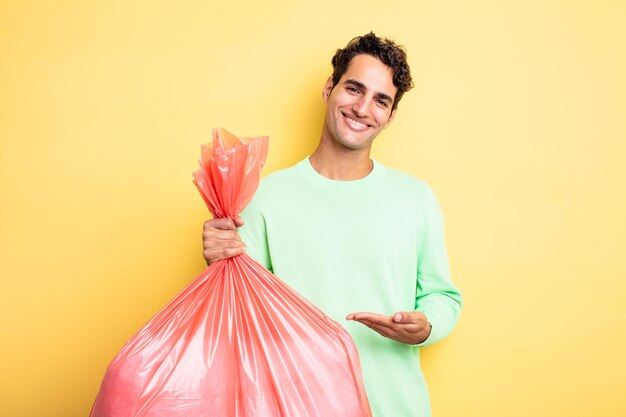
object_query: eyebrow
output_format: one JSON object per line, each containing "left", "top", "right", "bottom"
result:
{"left": 344, "top": 79, "right": 394, "bottom": 105}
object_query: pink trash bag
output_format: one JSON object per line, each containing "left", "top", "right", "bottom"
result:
{"left": 90, "top": 128, "right": 372, "bottom": 417}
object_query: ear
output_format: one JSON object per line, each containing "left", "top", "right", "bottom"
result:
{"left": 322, "top": 76, "right": 334, "bottom": 103}
{"left": 383, "top": 108, "right": 397, "bottom": 129}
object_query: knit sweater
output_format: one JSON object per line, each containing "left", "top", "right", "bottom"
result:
{"left": 238, "top": 158, "right": 462, "bottom": 417}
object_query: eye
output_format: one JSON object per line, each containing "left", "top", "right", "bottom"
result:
{"left": 346, "top": 86, "right": 359, "bottom": 94}
{"left": 376, "top": 99, "right": 389, "bottom": 108}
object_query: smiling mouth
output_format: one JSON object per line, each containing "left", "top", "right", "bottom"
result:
{"left": 342, "top": 112, "right": 370, "bottom": 131}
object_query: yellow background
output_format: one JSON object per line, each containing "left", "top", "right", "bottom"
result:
{"left": 1, "top": 1, "right": 625, "bottom": 416}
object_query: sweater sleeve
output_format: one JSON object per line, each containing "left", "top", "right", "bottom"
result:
{"left": 413, "top": 187, "right": 463, "bottom": 347}
{"left": 238, "top": 192, "right": 273, "bottom": 272}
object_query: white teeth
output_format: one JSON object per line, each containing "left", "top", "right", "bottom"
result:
{"left": 344, "top": 115, "right": 368, "bottom": 130}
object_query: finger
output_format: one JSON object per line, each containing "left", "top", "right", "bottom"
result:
{"left": 351, "top": 318, "right": 387, "bottom": 332}
{"left": 205, "top": 218, "right": 237, "bottom": 231}
{"left": 351, "top": 312, "right": 394, "bottom": 326}
{"left": 346, "top": 312, "right": 376, "bottom": 320}
{"left": 221, "top": 247, "right": 246, "bottom": 258}
{"left": 205, "top": 228, "right": 242, "bottom": 241}
{"left": 203, "top": 238, "right": 245, "bottom": 250}
{"left": 356, "top": 320, "right": 423, "bottom": 345}
{"left": 204, "top": 246, "right": 246, "bottom": 264}
{"left": 233, "top": 216, "right": 245, "bottom": 227}
{"left": 353, "top": 318, "right": 397, "bottom": 331}
{"left": 203, "top": 243, "right": 246, "bottom": 256}
{"left": 356, "top": 317, "right": 421, "bottom": 333}
{"left": 394, "top": 311, "right": 427, "bottom": 325}
{"left": 393, "top": 311, "right": 421, "bottom": 324}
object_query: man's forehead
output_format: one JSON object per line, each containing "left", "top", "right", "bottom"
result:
{"left": 340, "top": 54, "right": 397, "bottom": 95}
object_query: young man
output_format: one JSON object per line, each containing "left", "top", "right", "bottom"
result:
{"left": 202, "top": 32, "right": 462, "bottom": 417}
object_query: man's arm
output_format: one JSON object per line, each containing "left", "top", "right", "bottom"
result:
{"left": 412, "top": 187, "right": 462, "bottom": 347}
{"left": 348, "top": 186, "right": 462, "bottom": 346}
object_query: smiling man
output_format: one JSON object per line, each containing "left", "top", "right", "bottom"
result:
{"left": 202, "top": 32, "right": 463, "bottom": 417}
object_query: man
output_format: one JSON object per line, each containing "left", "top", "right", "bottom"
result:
{"left": 202, "top": 32, "right": 462, "bottom": 417}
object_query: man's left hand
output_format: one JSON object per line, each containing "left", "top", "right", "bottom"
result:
{"left": 346, "top": 311, "right": 431, "bottom": 345}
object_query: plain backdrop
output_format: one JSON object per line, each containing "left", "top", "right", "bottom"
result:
{"left": 1, "top": 1, "right": 625, "bottom": 416}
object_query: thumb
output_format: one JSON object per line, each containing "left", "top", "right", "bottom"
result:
{"left": 393, "top": 312, "right": 404, "bottom": 323}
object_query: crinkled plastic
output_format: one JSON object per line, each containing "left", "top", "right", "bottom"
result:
{"left": 90, "top": 128, "right": 372, "bottom": 417}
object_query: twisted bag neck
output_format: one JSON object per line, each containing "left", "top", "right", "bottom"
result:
{"left": 193, "top": 127, "right": 269, "bottom": 220}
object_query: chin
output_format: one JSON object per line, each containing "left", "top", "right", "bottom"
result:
{"left": 336, "top": 130, "right": 377, "bottom": 149}
{"left": 336, "top": 138, "right": 372, "bottom": 151}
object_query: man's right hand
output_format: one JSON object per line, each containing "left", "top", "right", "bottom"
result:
{"left": 202, "top": 217, "right": 246, "bottom": 265}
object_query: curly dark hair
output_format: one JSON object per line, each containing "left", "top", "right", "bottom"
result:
{"left": 331, "top": 32, "right": 414, "bottom": 111}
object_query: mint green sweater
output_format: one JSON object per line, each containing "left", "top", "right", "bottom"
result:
{"left": 239, "top": 158, "right": 462, "bottom": 417}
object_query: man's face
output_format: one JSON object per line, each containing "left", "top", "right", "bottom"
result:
{"left": 322, "top": 54, "right": 398, "bottom": 151}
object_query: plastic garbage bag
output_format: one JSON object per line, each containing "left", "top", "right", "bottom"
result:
{"left": 90, "top": 128, "right": 372, "bottom": 417}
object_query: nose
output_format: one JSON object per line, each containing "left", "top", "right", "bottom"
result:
{"left": 352, "top": 96, "right": 370, "bottom": 118}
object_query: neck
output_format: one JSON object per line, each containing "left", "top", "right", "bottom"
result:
{"left": 309, "top": 137, "right": 373, "bottom": 181}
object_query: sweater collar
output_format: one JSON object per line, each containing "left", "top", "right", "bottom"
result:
{"left": 296, "top": 157, "right": 386, "bottom": 194}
